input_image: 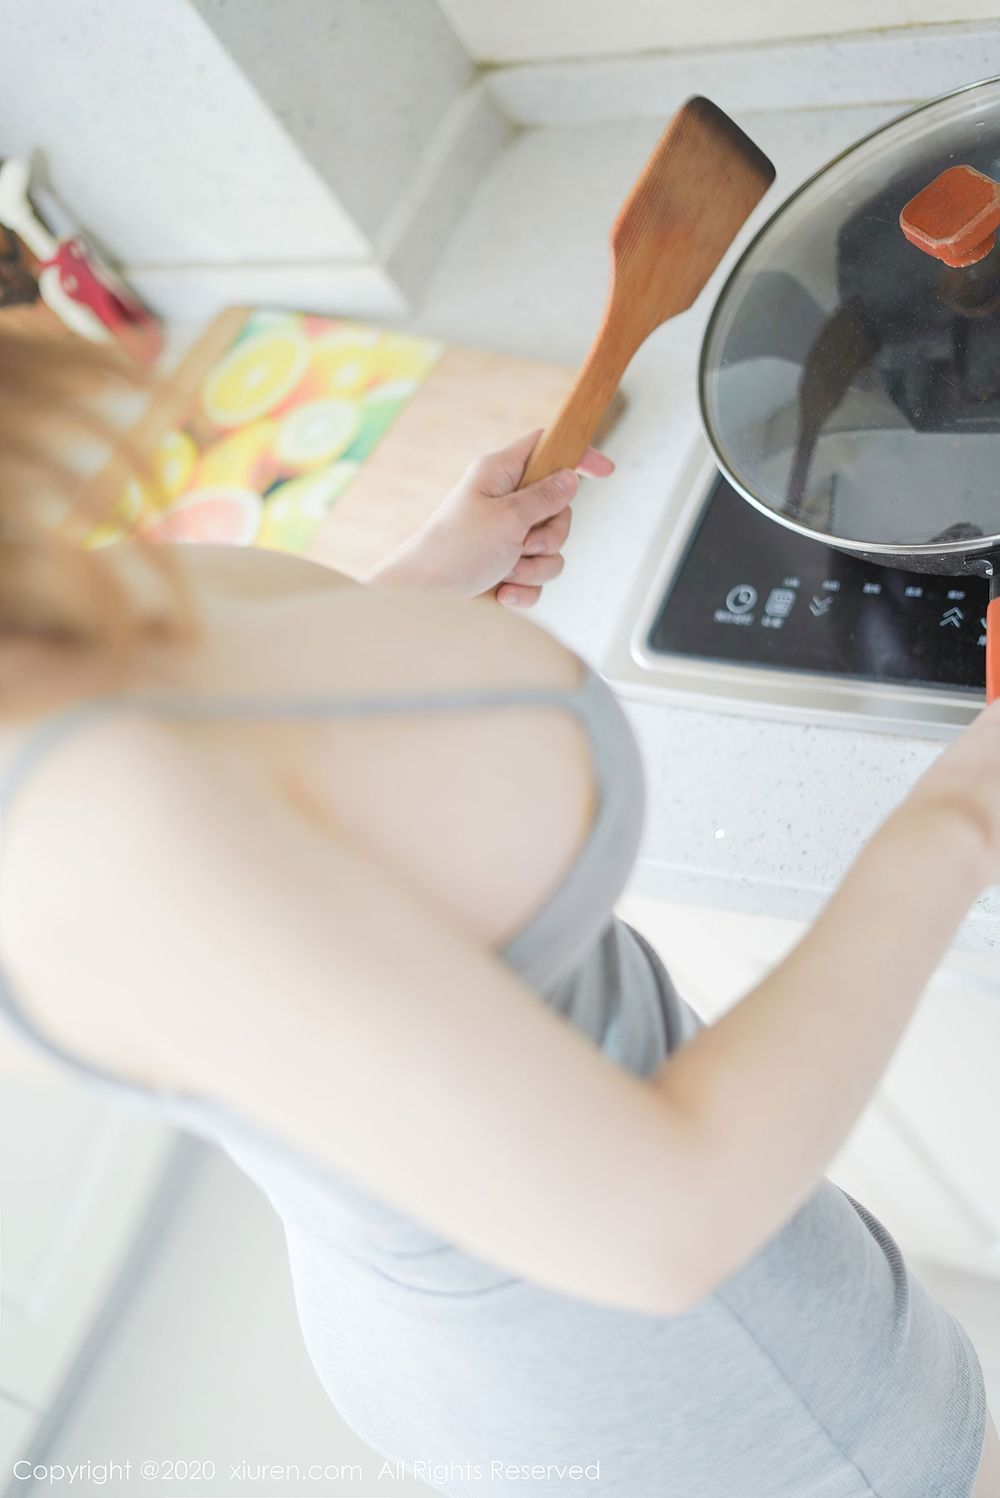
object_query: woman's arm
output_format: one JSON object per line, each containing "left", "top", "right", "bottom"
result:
{"left": 646, "top": 757, "right": 992, "bottom": 1300}
{"left": 6, "top": 700, "right": 998, "bottom": 1314}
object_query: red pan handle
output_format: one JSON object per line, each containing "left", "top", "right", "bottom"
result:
{"left": 988, "top": 581, "right": 1000, "bottom": 704}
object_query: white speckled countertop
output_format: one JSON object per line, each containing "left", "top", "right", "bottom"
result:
{"left": 412, "top": 99, "right": 1000, "bottom": 955}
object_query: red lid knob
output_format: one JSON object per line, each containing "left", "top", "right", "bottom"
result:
{"left": 900, "top": 164, "right": 1000, "bottom": 267}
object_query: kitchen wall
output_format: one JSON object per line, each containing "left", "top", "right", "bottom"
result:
{"left": 4, "top": 1, "right": 995, "bottom": 323}
{"left": 437, "top": 0, "right": 1000, "bottom": 63}
{"left": 188, "top": 0, "right": 508, "bottom": 301}
{"left": 0, "top": 0, "right": 508, "bottom": 319}
{"left": 481, "top": 15, "right": 1000, "bottom": 130}
{"left": 190, "top": 0, "right": 473, "bottom": 249}
{"left": 0, "top": 0, "right": 367, "bottom": 264}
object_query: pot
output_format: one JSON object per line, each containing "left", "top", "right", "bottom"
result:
{"left": 699, "top": 76, "right": 1000, "bottom": 700}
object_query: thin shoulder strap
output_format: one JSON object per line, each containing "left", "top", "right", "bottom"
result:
{"left": 0, "top": 678, "right": 597, "bottom": 809}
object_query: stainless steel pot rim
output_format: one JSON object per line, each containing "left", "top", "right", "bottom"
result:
{"left": 715, "top": 456, "right": 1000, "bottom": 567}
{"left": 698, "top": 72, "right": 1000, "bottom": 563}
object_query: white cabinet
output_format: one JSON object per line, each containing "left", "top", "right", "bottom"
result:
{"left": 0, "top": 1068, "right": 180, "bottom": 1415}
{"left": 617, "top": 894, "right": 1000, "bottom": 1276}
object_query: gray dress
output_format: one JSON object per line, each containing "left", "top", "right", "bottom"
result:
{"left": 0, "top": 669, "right": 987, "bottom": 1496}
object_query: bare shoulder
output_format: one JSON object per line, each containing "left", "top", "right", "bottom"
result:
{"left": 1, "top": 705, "right": 387, "bottom": 1084}
{"left": 168, "top": 538, "right": 574, "bottom": 668}
{"left": 136, "top": 541, "right": 583, "bottom": 698}
{"left": 163, "top": 541, "right": 352, "bottom": 602}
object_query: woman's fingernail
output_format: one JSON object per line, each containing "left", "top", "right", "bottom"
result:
{"left": 552, "top": 470, "right": 577, "bottom": 496}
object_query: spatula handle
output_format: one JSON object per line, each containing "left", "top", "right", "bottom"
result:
{"left": 521, "top": 321, "right": 633, "bottom": 486}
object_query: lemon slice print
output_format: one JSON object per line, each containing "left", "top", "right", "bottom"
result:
{"left": 258, "top": 462, "right": 360, "bottom": 552}
{"left": 202, "top": 327, "right": 310, "bottom": 429}
{"left": 274, "top": 399, "right": 361, "bottom": 474}
{"left": 308, "top": 328, "right": 383, "bottom": 399}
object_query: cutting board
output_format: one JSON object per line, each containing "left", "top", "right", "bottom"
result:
{"left": 88, "top": 307, "right": 623, "bottom": 577}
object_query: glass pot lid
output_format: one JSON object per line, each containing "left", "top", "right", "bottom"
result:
{"left": 700, "top": 76, "right": 1000, "bottom": 557}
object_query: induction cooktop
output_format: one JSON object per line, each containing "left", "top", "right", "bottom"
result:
{"left": 604, "top": 452, "right": 987, "bottom": 736}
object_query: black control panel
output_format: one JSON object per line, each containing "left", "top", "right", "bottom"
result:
{"left": 648, "top": 474, "right": 988, "bottom": 692}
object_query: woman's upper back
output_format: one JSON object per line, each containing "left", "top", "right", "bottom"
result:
{"left": 0, "top": 543, "right": 632, "bottom": 1082}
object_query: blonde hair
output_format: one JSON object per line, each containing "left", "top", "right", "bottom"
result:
{"left": 0, "top": 325, "right": 189, "bottom": 654}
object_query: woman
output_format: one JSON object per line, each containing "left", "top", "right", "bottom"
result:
{"left": 0, "top": 330, "right": 997, "bottom": 1497}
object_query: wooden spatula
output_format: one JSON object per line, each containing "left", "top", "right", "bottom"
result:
{"left": 521, "top": 97, "right": 775, "bottom": 486}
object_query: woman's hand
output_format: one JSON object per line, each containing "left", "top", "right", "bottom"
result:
{"left": 365, "top": 430, "right": 614, "bottom": 607}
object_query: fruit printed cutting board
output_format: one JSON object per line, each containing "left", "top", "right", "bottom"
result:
{"left": 87, "top": 307, "right": 619, "bottom": 578}
{"left": 89, "top": 308, "right": 444, "bottom": 555}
